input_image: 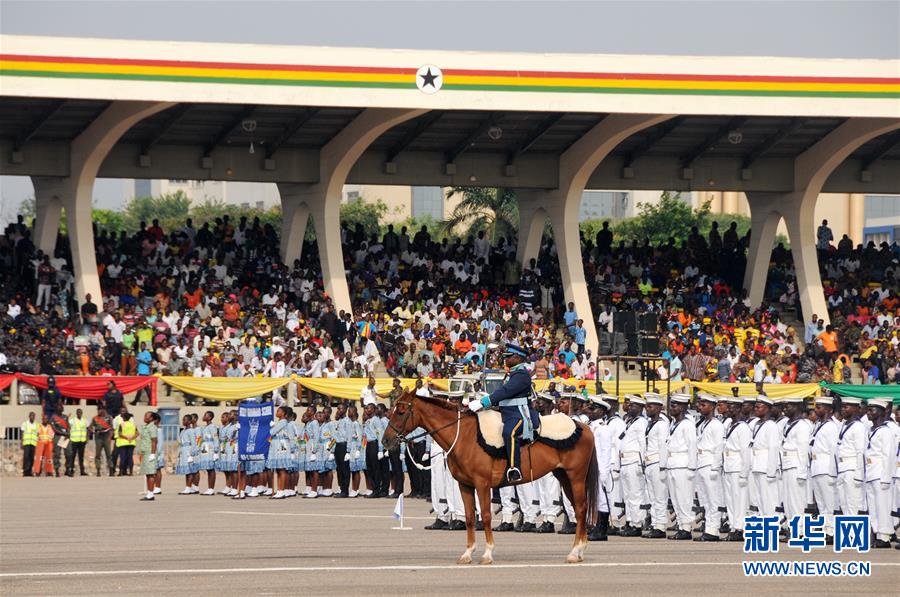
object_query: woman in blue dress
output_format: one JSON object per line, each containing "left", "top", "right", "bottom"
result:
{"left": 347, "top": 405, "right": 366, "bottom": 498}
{"left": 303, "top": 411, "right": 321, "bottom": 498}
{"left": 154, "top": 418, "right": 165, "bottom": 495}
{"left": 285, "top": 409, "right": 302, "bottom": 497}
{"left": 175, "top": 414, "right": 200, "bottom": 494}
{"left": 316, "top": 411, "right": 337, "bottom": 497}
{"left": 266, "top": 406, "right": 294, "bottom": 499}
{"left": 218, "top": 411, "right": 239, "bottom": 496}
{"left": 198, "top": 411, "right": 220, "bottom": 496}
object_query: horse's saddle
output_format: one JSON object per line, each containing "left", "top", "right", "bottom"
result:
{"left": 475, "top": 410, "right": 582, "bottom": 459}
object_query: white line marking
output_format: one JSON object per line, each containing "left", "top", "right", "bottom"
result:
{"left": 2, "top": 562, "right": 897, "bottom": 579}
{"left": 212, "top": 510, "right": 433, "bottom": 520}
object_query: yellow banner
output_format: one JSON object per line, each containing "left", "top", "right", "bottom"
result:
{"left": 297, "top": 378, "right": 420, "bottom": 401}
{"left": 160, "top": 376, "right": 292, "bottom": 401}
{"left": 687, "top": 382, "right": 821, "bottom": 398}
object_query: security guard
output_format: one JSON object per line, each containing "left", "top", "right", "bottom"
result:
{"left": 467, "top": 344, "right": 539, "bottom": 483}
{"left": 67, "top": 408, "right": 89, "bottom": 476}
{"left": 20, "top": 412, "right": 38, "bottom": 477}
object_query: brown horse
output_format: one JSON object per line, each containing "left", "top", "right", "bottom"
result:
{"left": 383, "top": 390, "right": 598, "bottom": 565}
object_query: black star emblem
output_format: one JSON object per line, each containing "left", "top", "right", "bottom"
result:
{"left": 419, "top": 68, "right": 439, "bottom": 88}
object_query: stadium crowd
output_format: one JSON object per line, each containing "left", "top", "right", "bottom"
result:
{"left": 0, "top": 211, "right": 898, "bottom": 391}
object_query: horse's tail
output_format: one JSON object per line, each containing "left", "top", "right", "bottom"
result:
{"left": 584, "top": 437, "right": 599, "bottom": 528}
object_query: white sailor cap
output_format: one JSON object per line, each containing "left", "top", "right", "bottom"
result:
{"left": 724, "top": 396, "right": 743, "bottom": 405}
{"left": 600, "top": 394, "right": 620, "bottom": 405}
{"left": 625, "top": 394, "right": 646, "bottom": 406}
{"left": 755, "top": 395, "right": 773, "bottom": 406}
{"left": 697, "top": 393, "right": 718, "bottom": 404}
{"left": 589, "top": 394, "right": 610, "bottom": 409}
{"left": 669, "top": 393, "right": 691, "bottom": 404}
{"left": 643, "top": 392, "right": 664, "bottom": 406}
{"left": 778, "top": 396, "right": 805, "bottom": 404}
{"left": 866, "top": 397, "right": 891, "bottom": 409}
{"left": 815, "top": 395, "right": 835, "bottom": 408}
{"left": 840, "top": 396, "right": 863, "bottom": 406}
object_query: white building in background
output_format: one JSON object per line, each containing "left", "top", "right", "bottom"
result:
{"left": 132, "top": 179, "right": 281, "bottom": 209}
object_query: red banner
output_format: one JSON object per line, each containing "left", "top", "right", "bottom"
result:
{"left": 0, "top": 374, "right": 15, "bottom": 392}
{"left": 15, "top": 374, "right": 157, "bottom": 406}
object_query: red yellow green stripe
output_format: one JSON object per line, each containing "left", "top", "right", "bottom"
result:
{"left": 1, "top": 53, "right": 897, "bottom": 98}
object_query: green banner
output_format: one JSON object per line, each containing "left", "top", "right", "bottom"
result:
{"left": 819, "top": 383, "right": 900, "bottom": 405}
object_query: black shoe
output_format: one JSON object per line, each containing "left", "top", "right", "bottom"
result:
{"left": 588, "top": 526, "right": 608, "bottom": 541}
{"left": 55, "top": 472, "right": 60, "bottom": 477}
{"left": 725, "top": 531, "right": 744, "bottom": 542}
{"left": 80, "top": 472, "right": 87, "bottom": 476}
{"left": 129, "top": 401, "right": 138, "bottom": 406}
{"left": 692, "top": 526, "right": 704, "bottom": 534}
{"left": 694, "top": 533, "right": 720, "bottom": 542}
{"left": 516, "top": 522, "right": 537, "bottom": 533}
{"left": 719, "top": 521, "right": 731, "bottom": 533}
{"left": 620, "top": 525, "right": 641, "bottom": 537}
{"left": 536, "top": 521, "right": 556, "bottom": 533}
{"left": 558, "top": 522, "right": 576, "bottom": 535}
{"left": 365, "top": 492, "right": 381, "bottom": 499}
{"left": 506, "top": 468, "right": 523, "bottom": 483}
{"left": 644, "top": 529, "right": 666, "bottom": 539}
{"left": 607, "top": 526, "right": 621, "bottom": 536}
{"left": 447, "top": 520, "right": 466, "bottom": 531}
{"left": 493, "top": 522, "right": 515, "bottom": 532}
{"left": 669, "top": 530, "right": 692, "bottom": 540}
{"left": 333, "top": 492, "right": 349, "bottom": 498}
{"left": 424, "top": 518, "right": 449, "bottom": 530}
{"left": 825, "top": 535, "right": 834, "bottom": 545}
{"left": 873, "top": 539, "right": 891, "bottom": 549}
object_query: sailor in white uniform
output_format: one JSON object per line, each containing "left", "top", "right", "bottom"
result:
{"left": 836, "top": 396, "right": 867, "bottom": 519}
{"left": 587, "top": 395, "right": 614, "bottom": 541}
{"left": 808, "top": 395, "right": 840, "bottom": 542}
{"left": 722, "top": 395, "right": 751, "bottom": 542}
{"left": 863, "top": 397, "right": 897, "bottom": 548}
{"left": 695, "top": 393, "right": 725, "bottom": 541}
{"left": 642, "top": 392, "right": 668, "bottom": 539}
{"left": 750, "top": 396, "right": 781, "bottom": 519}
{"left": 666, "top": 393, "right": 696, "bottom": 540}
{"left": 618, "top": 394, "right": 648, "bottom": 536}
{"left": 778, "top": 396, "right": 813, "bottom": 539}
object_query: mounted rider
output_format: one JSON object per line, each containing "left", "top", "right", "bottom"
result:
{"left": 467, "top": 344, "right": 540, "bottom": 482}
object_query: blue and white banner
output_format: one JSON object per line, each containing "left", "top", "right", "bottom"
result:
{"left": 238, "top": 401, "right": 273, "bottom": 462}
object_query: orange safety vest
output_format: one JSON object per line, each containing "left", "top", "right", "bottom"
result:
{"left": 38, "top": 424, "right": 54, "bottom": 442}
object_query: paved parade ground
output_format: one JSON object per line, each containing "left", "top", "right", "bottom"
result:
{"left": 0, "top": 477, "right": 897, "bottom": 596}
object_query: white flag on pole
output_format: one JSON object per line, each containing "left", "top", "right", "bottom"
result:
{"left": 393, "top": 494, "right": 404, "bottom": 520}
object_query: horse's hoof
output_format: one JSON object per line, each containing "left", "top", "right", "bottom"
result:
{"left": 480, "top": 557, "right": 493, "bottom": 565}
{"left": 457, "top": 555, "right": 473, "bottom": 565}
{"left": 566, "top": 554, "right": 582, "bottom": 564}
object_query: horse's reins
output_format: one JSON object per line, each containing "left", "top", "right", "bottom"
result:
{"left": 389, "top": 399, "right": 468, "bottom": 470}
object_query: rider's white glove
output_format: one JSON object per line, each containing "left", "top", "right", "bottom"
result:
{"left": 468, "top": 400, "right": 484, "bottom": 413}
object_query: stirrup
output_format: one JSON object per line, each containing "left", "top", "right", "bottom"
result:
{"left": 506, "top": 467, "right": 522, "bottom": 482}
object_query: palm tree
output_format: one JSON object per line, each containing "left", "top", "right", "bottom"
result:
{"left": 442, "top": 187, "right": 519, "bottom": 242}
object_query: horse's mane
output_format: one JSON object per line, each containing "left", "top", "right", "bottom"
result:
{"left": 409, "top": 391, "right": 465, "bottom": 412}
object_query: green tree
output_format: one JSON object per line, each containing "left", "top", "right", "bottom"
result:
{"left": 122, "top": 190, "right": 191, "bottom": 231}
{"left": 91, "top": 209, "right": 127, "bottom": 233}
{"left": 339, "top": 197, "right": 388, "bottom": 239}
{"left": 611, "top": 191, "right": 710, "bottom": 245}
{"left": 443, "top": 187, "right": 518, "bottom": 241}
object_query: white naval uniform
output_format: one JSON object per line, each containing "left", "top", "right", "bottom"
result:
{"left": 864, "top": 421, "right": 897, "bottom": 542}
{"left": 430, "top": 438, "right": 464, "bottom": 522}
{"left": 722, "top": 419, "right": 751, "bottom": 532}
{"left": 666, "top": 416, "right": 697, "bottom": 532}
{"left": 499, "top": 481, "right": 540, "bottom": 525}
{"left": 605, "top": 414, "right": 626, "bottom": 526}
{"left": 644, "top": 416, "right": 669, "bottom": 532}
{"left": 893, "top": 423, "right": 900, "bottom": 530}
{"left": 836, "top": 418, "right": 867, "bottom": 517}
{"left": 750, "top": 418, "right": 780, "bottom": 518}
{"left": 591, "top": 418, "right": 614, "bottom": 512}
{"left": 696, "top": 416, "right": 725, "bottom": 535}
{"left": 560, "top": 413, "right": 590, "bottom": 521}
{"left": 537, "top": 472, "right": 563, "bottom": 524}
{"left": 619, "top": 414, "right": 648, "bottom": 526}
{"left": 745, "top": 415, "right": 760, "bottom": 513}
{"left": 808, "top": 415, "right": 840, "bottom": 536}
{"left": 780, "top": 417, "right": 813, "bottom": 526}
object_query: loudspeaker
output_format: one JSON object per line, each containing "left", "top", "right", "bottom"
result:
{"left": 626, "top": 333, "right": 639, "bottom": 356}
{"left": 599, "top": 331, "right": 612, "bottom": 354}
{"left": 611, "top": 332, "right": 627, "bottom": 356}
{"left": 613, "top": 311, "right": 636, "bottom": 334}
{"left": 639, "top": 313, "right": 658, "bottom": 334}
{"left": 640, "top": 336, "right": 661, "bottom": 355}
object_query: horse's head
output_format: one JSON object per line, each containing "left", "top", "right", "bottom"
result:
{"left": 382, "top": 388, "right": 418, "bottom": 451}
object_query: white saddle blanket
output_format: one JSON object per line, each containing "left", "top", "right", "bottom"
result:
{"left": 476, "top": 410, "right": 577, "bottom": 449}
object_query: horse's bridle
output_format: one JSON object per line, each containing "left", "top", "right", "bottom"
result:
{"left": 387, "top": 395, "right": 464, "bottom": 464}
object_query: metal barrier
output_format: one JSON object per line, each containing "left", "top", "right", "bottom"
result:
{"left": 0, "top": 424, "right": 181, "bottom": 477}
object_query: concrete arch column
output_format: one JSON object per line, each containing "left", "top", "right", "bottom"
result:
{"left": 278, "top": 108, "right": 425, "bottom": 315}
{"left": 35, "top": 101, "right": 174, "bottom": 308}
{"left": 515, "top": 190, "right": 548, "bottom": 269}
{"left": 31, "top": 177, "right": 64, "bottom": 255}
{"left": 523, "top": 113, "right": 673, "bottom": 354}
{"left": 744, "top": 117, "right": 900, "bottom": 324}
